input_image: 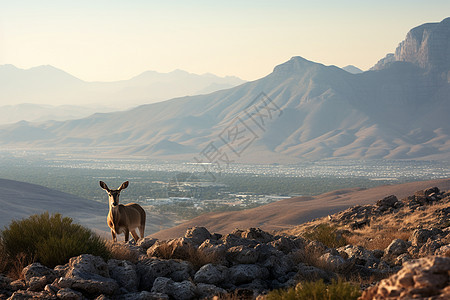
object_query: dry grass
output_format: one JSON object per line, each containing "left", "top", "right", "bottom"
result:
{"left": 346, "top": 226, "right": 411, "bottom": 251}
{"left": 291, "top": 246, "right": 324, "bottom": 269}
{"left": 106, "top": 241, "right": 141, "bottom": 263}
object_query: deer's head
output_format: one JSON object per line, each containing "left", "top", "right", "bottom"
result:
{"left": 99, "top": 181, "right": 129, "bottom": 207}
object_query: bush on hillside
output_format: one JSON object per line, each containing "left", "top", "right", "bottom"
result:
{"left": 267, "top": 278, "right": 361, "bottom": 300}
{"left": 303, "top": 223, "right": 347, "bottom": 248}
{"left": 0, "top": 212, "right": 110, "bottom": 268}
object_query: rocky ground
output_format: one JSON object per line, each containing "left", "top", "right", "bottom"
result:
{"left": 0, "top": 187, "right": 449, "bottom": 299}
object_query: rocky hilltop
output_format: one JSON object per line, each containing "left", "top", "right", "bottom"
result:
{"left": 1, "top": 186, "right": 449, "bottom": 299}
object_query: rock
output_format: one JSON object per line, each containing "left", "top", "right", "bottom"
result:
{"left": 56, "top": 288, "right": 83, "bottom": 300}
{"left": 57, "top": 276, "right": 119, "bottom": 297}
{"left": 136, "top": 258, "right": 194, "bottom": 291}
{"left": 296, "top": 263, "right": 334, "bottom": 282}
{"left": 27, "top": 276, "right": 48, "bottom": 292}
{"left": 108, "top": 259, "right": 138, "bottom": 292}
{"left": 194, "top": 263, "right": 228, "bottom": 285}
{"left": 269, "top": 236, "right": 303, "bottom": 254}
{"left": 262, "top": 254, "right": 296, "bottom": 280}
{"left": 240, "top": 228, "right": 274, "bottom": 243}
{"left": 385, "top": 239, "right": 410, "bottom": 257}
{"left": 184, "top": 227, "right": 212, "bottom": 245}
{"left": 151, "top": 277, "right": 196, "bottom": 300}
{"left": 424, "top": 187, "right": 440, "bottom": 196}
{"left": 137, "top": 237, "right": 158, "bottom": 251}
{"left": 395, "top": 253, "right": 411, "bottom": 266}
{"left": 148, "top": 238, "right": 195, "bottom": 260}
{"left": 226, "top": 245, "right": 259, "bottom": 264}
{"left": 9, "top": 280, "right": 26, "bottom": 292}
{"left": 376, "top": 195, "right": 399, "bottom": 209}
{"left": 22, "top": 263, "right": 56, "bottom": 284}
{"left": 120, "top": 291, "right": 170, "bottom": 300}
{"left": 229, "top": 264, "right": 269, "bottom": 286}
{"left": 337, "top": 245, "right": 379, "bottom": 268}
{"left": 409, "top": 229, "right": 434, "bottom": 247}
{"left": 7, "top": 290, "right": 57, "bottom": 299}
{"left": 360, "top": 256, "right": 450, "bottom": 299}
{"left": 65, "top": 254, "right": 110, "bottom": 279}
{"left": 435, "top": 244, "right": 450, "bottom": 256}
{"left": 318, "top": 253, "right": 346, "bottom": 271}
{"left": 196, "top": 283, "right": 226, "bottom": 299}
{"left": 0, "top": 274, "right": 11, "bottom": 289}
{"left": 419, "top": 239, "right": 443, "bottom": 257}
{"left": 198, "top": 239, "right": 227, "bottom": 259}
{"left": 167, "top": 260, "right": 194, "bottom": 282}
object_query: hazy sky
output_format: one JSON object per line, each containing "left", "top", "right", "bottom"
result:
{"left": 1, "top": 1, "right": 449, "bottom": 82}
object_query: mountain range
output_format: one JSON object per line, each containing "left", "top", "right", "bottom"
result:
{"left": 0, "top": 18, "right": 449, "bottom": 162}
{"left": 0, "top": 65, "right": 245, "bottom": 117}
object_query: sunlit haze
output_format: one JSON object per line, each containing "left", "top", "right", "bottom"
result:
{"left": 1, "top": 0, "right": 449, "bottom": 82}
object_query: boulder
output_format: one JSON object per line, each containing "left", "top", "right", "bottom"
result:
{"left": 376, "top": 195, "right": 399, "bottom": 209}
{"left": 108, "top": 259, "right": 138, "bottom": 292}
{"left": 385, "top": 239, "right": 410, "bottom": 257}
{"left": 337, "top": 245, "right": 379, "bottom": 268}
{"left": 65, "top": 254, "right": 110, "bottom": 279}
{"left": 196, "top": 283, "right": 226, "bottom": 299}
{"left": 229, "top": 264, "right": 269, "bottom": 286}
{"left": 318, "top": 253, "right": 346, "bottom": 271}
{"left": 22, "top": 263, "right": 56, "bottom": 284}
{"left": 151, "top": 277, "right": 196, "bottom": 300}
{"left": 226, "top": 245, "right": 259, "bottom": 264}
{"left": 27, "top": 276, "right": 48, "bottom": 292}
{"left": 184, "top": 227, "right": 212, "bottom": 245}
{"left": 56, "top": 288, "right": 83, "bottom": 300}
{"left": 194, "top": 263, "right": 228, "bottom": 285}
{"left": 136, "top": 258, "right": 194, "bottom": 291}
{"left": 137, "top": 237, "right": 158, "bottom": 251}
{"left": 409, "top": 229, "right": 434, "bottom": 247}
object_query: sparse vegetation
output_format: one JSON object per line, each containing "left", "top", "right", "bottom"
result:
{"left": 266, "top": 279, "right": 361, "bottom": 300}
{"left": 302, "top": 223, "right": 347, "bottom": 248}
{"left": 0, "top": 212, "right": 110, "bottom": 270}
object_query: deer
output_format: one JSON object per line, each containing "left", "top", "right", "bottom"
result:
{"left": 99, "top": 181, "right": 146, "bottom": 243}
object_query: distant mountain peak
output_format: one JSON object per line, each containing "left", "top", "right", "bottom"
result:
{"left": 272, "top": 56, "right": 321, "bottom": 75}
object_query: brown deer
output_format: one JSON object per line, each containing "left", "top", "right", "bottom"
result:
{"left": 99, "top": 181, "right": 146, "bottom": 242}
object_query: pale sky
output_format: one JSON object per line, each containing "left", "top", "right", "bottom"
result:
{"left": 1, "top": 0, "right": 449, "bottom": 82}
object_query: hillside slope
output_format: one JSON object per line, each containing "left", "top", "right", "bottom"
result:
{"left": 151, "top": 178, "right": 450, "bottom": 239}
{"left": 0, "top": 178, "right": 108, "bottom": 232}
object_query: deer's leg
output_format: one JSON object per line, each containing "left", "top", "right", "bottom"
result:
{"left": 130, "top": 229, "right": 140, "bottom": 242}
{"left": 111, "top": 230, "right": 117, "bottom": 242}
{"left": 139, "top": 225, "right": 145, "bottom": 240}
{"left": 124, "top": 229, "right": 130, "bottom": 242}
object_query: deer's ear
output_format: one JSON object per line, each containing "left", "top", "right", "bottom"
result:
{"left": 119, "top": 181, "right": 129, "bottom": 190}
{"left": 99, "top": 181, "right": 110, "bottom": 191}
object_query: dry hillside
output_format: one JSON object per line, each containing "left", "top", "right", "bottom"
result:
{"left": 151, "top": 178, "right": 450, "bottom": 240}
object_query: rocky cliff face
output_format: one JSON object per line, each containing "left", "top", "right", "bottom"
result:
{"left": 373, "top": 17, "right": 450, "bottom": 75}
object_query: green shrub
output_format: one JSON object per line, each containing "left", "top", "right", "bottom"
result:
{"left": 0, "top": 212, "right": 110, "bottom": 268}
{"left": 303, "top": 223, "right": 347, "bottom": 248}
{"left": 267, "top": 279, "right": 361, "bottom": 300}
